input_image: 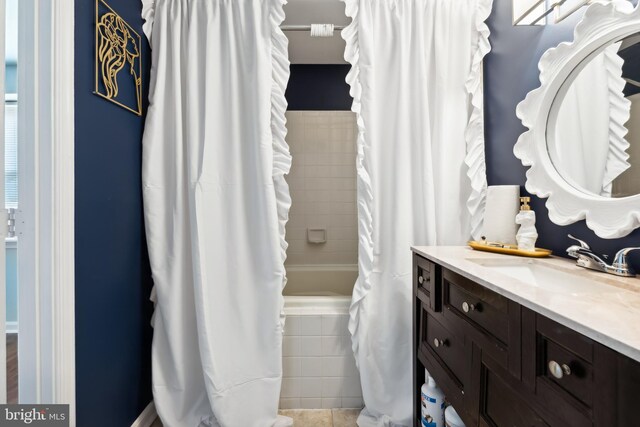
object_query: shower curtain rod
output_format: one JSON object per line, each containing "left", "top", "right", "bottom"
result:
{"left": 280, "top": 25, "right": 346, "bottom": 31}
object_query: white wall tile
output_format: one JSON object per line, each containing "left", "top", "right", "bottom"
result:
{"left": 279, "top": 398, "right": 301, "bottom": 409}
{"left": 300, "top": 336, "right": 323, "bottom": 356}
{"left": 306, "top": 165, "right": 355, "bottom": 178}
{"left": 342, "top": 397, "right": 364, "bottom": 408}
{"left": 322, "top": 378, "right": 344, "bottom": 397}
{"left": 299, "top": 398, "right": 322, "bottom": 409}
{"left": 303, "top": 202, "right": 334, "bottom": 215}
{"left": 284, "top": 316, "right": 302, "bottom": 336}
{"left": 322, "top": 398, "right": 342, "bottom": 409}
{"left": 286, "top": 214, "right": 306, "bottom": 230}
{"left": 305, "top": 178, "right": 356, "bottom": 191}
{"left": 322, "top": 357, "right": 357, "bottom": 377}
{"left": 283, "top": 357, "right": 301, "bottom": 377}
{"left": 286, "top": 239, "right": 309, "bottom": 255}
{"left": 321, "top": 315, "right": 349, "bottom": 336}
{"left": 281, "top": 378, "right": 300, "bottom": 398}
{"left": 300, "top": 378, "right": 323, "bottom": 398}
{"left": 299, "top": 316, "right": 322, "bottom": 335}
{"left": 284, "top": 111, "right": 357, "bottom": 266}
{"left": 301, "top": 357, "right": 323, "bottom": 377}
{"left": 343, "top": 375, "right": 363, "bottom": 397}
{"left": 332, "top": 191, "right": 357, "bottom": 202}
{"left": 304, "top": 190, "right": 333, "bottom": 202}
{"left": 344, "top": 356, "right": 359, "bottom": 378}
{"left": 322, "top": 336, "right": 350, "bottom": 356}
{"left": 284, "top": 253, "right": 307, "bottom": 265}
{"left": 283, "top": 336, "right": 301, "bottom": 357}
{"left": 285, "top": 227, "right": 306, "bottom": 241}
{"left": 328, "top": 227, "right": 357, "bottom": 240}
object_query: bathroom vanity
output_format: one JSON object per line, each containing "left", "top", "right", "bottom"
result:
{"left": 412, "top": 246, "right": 640, "bottom": 427}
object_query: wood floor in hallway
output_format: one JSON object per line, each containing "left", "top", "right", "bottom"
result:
{"left": 7, "top": 333, "right": 17, "bottom": 403}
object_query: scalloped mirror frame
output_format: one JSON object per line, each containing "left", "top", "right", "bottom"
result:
{"left": 514, "top": 0, "right": 640, "bottom": 239}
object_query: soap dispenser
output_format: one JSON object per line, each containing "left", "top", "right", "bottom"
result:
{"left": 515, "top": 197, "right": 538, "bottom": 252}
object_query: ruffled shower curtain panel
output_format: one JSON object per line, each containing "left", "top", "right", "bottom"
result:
{"left": 141, "top": 1, "right": 292, "bottom": 426}
{"left": 341, "top": 0, "right": 492, "bottom": 425}
{"left": 554, "top": 43, "right": 631, "bottom": 197}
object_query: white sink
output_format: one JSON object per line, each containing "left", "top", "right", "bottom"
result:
{"left": 468, "top": 258, "right": 608, "bottom": 295}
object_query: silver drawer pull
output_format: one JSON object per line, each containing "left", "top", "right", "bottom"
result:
{"left": 548, "top": 360, "right": 571, "bottom": 379}
{"left": 418, "top": 275, "right": 430, "bottom": 285}
{"left": 433, "top": 338, "right": 447, "bottom": 348}
{"left": 462, "top": 302, "right": 476, "bottom": 313}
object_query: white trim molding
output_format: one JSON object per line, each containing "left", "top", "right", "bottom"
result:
{"left": 131, "top": 401, "right": 158, "bottom": 427}
{"left": 514, "top": 0, "right": 640, "bottom": 239}
{"left": 17, "top": 0, "right": 75, "bottom": 422}
{"left": 51, "top": 0, "right": 75, "bottom": 422}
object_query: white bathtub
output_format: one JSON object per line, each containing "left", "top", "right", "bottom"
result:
{"left": 280, "top": 264, "right": 363, "bottom": 409}
{"left": 283, "top": 264, "right": 356, "bottom": 315}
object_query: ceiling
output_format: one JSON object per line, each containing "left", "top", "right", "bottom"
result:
{"left": 282, "top": 0, "right": 351, "bottom": 64}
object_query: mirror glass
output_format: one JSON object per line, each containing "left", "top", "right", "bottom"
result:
{"left": 548, "top": 33, "right": 640, "bottom": 198}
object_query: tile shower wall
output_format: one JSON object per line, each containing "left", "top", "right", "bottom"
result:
{"left": 285, "top": 111, "right": 358, "bottom": 265}
{"left": 280, "top": 314, "right": 363, "bottom": 409}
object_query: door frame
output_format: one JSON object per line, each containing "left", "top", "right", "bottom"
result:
{"left": 51, "top": 0, "right": 75, "bottom": 421}
{"left": 17, "top": 0, "right": 75, "bottom": 422}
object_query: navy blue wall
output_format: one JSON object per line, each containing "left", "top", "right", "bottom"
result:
{"left": 286, "top": 65, "right": 352, "bottom": 110}
{"left": 74, "top": 1, "right": 153, "bottom": 426}
{"left": 485, "top": 0, "right": 640, "bottom": 267}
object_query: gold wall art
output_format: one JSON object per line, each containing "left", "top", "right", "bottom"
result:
{"left": 94, "top": 0, "right": 143, "bottom": 116}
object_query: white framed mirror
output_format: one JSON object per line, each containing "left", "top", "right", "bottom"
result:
{"left": 515, "top": 0, "right": 640, "bottom": 238}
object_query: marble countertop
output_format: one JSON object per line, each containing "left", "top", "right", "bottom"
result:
{"left": 412, "top": 246, "right": 640, "bottom": 362}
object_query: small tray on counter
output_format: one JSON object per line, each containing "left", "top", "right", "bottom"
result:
{"left": 468, "top": 241, "right": 552, "bottom": 258}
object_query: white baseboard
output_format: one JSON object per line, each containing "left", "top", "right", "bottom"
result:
{"left": 6, "top": 321, "right": 18, "bottom": 334}
{"left": 131, "top": 401, "right": 157, "bottom": 427}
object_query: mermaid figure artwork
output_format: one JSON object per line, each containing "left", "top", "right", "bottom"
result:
{"left": 95, "top": 2, "right": 142, "bottom": 115}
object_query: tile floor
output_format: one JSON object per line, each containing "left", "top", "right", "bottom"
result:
{"left": 151, "top": 409, "right": 360, "bottom": 427}
{"left": 279, "top": 409, "right": 359, "bottom": 427}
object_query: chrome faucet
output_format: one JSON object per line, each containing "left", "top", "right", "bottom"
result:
{"left": 566, "top": 234, "right": 639, "bottom": 277}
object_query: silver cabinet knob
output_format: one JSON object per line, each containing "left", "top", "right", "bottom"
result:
{"left": 433, "top": 338, "right": 447, "bottom": 348}
{"left": 548, "top": 360, "right": 571, "bottom": 379}
{"left": 462, "top": 302, "right": 476, "bottom": 313}
{"left": 418, "top": 275, "right": 430, "bottom": 285}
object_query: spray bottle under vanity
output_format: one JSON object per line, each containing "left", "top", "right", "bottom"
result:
{"left": 515, "top": 197, "right": 538, "bottom": 252}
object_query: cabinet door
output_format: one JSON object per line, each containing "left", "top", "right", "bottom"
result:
{"left": 418, "top": 305, "right": 471, "bottom": 421}
{"left": 479, "top": 361, "right": 549, "bottom": 427}
{"left": 419, "top": 308, "right": 469, "bottom": 391}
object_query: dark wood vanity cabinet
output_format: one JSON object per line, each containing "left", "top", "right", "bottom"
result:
{"left": 413, "top": 253, "right": 640, "bottom": 427}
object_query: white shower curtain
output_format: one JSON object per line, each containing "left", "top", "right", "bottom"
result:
{"left": 140, "top": 1, "right": 291, "bottom": 426}
{"left": 341, "top": 0, "right": 492, "bottom": 425}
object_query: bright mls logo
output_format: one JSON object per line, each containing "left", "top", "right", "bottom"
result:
{"left": 0, "top": 405, "right": 68, "bottom": 426}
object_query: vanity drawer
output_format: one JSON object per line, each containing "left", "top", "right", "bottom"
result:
{"left": 420, "top": 307, "right": 468, "bottom": 391}
{"left": 414, "top": 255, "right": 441, "bottom": 312}
{"left": 529, "top": 315, "right": 593, "bottom": 427}
{"left": 443, "top": 269, "right": 509, "bottom": 345}
{"left": 541, "top": 338, "right": 593, "bottom": 408}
